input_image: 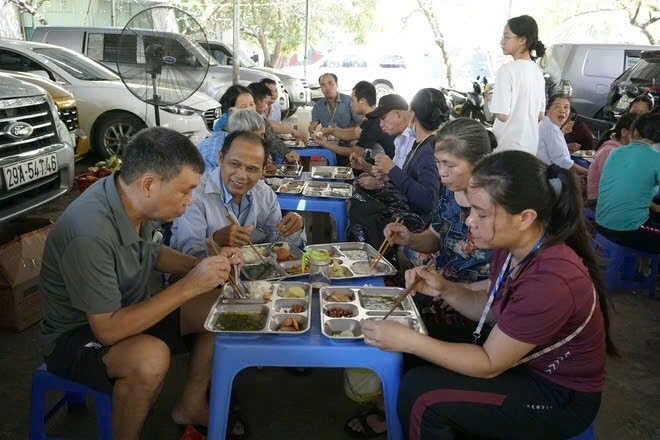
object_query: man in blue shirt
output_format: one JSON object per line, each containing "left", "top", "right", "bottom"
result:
{"left": 171, "top": 131, "right": 304, "bottom": 257}
{"left": 309, "top": 73, "right": 360, "bottom": 132}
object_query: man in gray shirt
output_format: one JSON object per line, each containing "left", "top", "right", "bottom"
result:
{"left": 40, "top": 127, "right": 239, "bottom": 440}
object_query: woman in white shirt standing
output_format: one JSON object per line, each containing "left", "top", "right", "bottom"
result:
{"left": 490, "top": 15, "right": 547, "bottom": 154}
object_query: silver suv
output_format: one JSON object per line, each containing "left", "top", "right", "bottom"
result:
{"left": 30, "top": 26, "right": 289, "bottom": 108}
{"left": 0, "top": 72, "right": 74, "bottom": 222}
{"left": 541, "top": 43, "right": 657, "bottom": 118}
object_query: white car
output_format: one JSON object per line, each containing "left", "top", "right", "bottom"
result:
{"left": 0, "top": 39, "right": 220, "bottom": 158}
{"left": 284, "top": 51, "right": 444, "bottom": 102}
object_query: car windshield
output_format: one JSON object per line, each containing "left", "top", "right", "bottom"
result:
{"left": 33, "top": 47, "right": 118, "bottom": 81}
{"left": 187, "top": 39, "right": 218, "bottom": 66}
{"left": 625, "top": 58, "right": 660, "bottom": 83}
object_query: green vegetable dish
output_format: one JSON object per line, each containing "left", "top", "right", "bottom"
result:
{"left": 362, "top": 295, "right": 403, "bottom": 311}
{"left": 214, "top": 312, "right": 266, "bottom": 331}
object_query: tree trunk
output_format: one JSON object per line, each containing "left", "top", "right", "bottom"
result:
{"left": 435, "top": 39, "right": 453, "bottom": 88}
{"left": 269, "top": 39, "right": 283, "bottom": 68}
{"left": 257, "top": 32, "right": 271, "bottom": 67}
{"left": 416, "top": 0, "right": 454, "bottom": 87}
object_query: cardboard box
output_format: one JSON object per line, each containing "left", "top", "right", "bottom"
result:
{"left": 0, "top": 219, "right": 52, "bottom": 331}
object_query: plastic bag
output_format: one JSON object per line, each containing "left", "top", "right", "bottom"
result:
{"left": 348, "top": 184, "right": 426, "bottom": 250}
{"left": 344, "top": 368, "right": 382, "bottom": 404}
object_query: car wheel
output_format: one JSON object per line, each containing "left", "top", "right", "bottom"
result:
{"left": 373, "top": 82, "right": 394, "bottom": 100}
{"left": 94, "top": 113, "right": 145, "bottom": 159}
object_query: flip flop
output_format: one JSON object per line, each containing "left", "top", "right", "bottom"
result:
{"left": 343, "top": 408, "right": 387, "bottom": 439}
{"left": 176, "top": 411, "right": 247, "bottom": 440}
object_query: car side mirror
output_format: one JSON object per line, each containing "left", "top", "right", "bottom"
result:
{"left": 226, "top": 56, "right": 233, "bottom": 65}
{"left": 185, "top": 54, "right": 199, "bottom": 67}
{"left": 30, "top": 69, "right": 50, "bottom": 80}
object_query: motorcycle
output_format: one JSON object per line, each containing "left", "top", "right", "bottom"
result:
{"left": 446, "top": 76, "right": 492, "bottom": 126}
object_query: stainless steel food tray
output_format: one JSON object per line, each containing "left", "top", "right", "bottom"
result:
{"left": 319, "top": 286, "right": 427, "bottom": 340}
{"left": 283, "top": 140, "right": 306, "bottom": 148}
{"left": 240, "top": 243, "right": 304, "bottom": 281}
{"left": 310, "top": 166, "right": 354, "bottom": 180}
{"left": 264, "top": 178, "right": 305, "bottom": 194}
{"left": 302, "top": 181, "right": 353, "bottom": 199}
{"left": 279, "top": 242, "right": 397, "bottom": 280}
{"left": 263, "top": 164, "right": 303, "bottom": 178}
{"left": 240, "top": 242, "right": 303, "bottom": 265}
{"left": 204, "top": 281, "right": 312, "bottom": 335}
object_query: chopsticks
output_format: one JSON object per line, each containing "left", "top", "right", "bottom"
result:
{"left": 382, "top": 259, "right": 435, "bottom": 320}
{"left": 207, "top": 237, "right": 248, "bottom": 299}
{"left": 370, "top": 218, "right": 403, "bottom": 271}
{"left": 225, "top": 214, "right": 270, "bottom": 267}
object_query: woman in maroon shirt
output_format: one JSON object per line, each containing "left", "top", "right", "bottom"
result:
{"left": 362, "top": 151, "right": 616, "bottom": 439}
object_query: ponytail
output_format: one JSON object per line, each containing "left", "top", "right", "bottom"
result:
{"left": 532, "top": 40, "right": 546, "bottom": 60}
{"left": 507, "top": 15, "right": 545, "bottom": 61}
{"left": 595, "top": 112, "right": 637, "bottom": 150}
{"left": 545, "top": 164, "right": 618, "bottom": 355}
{"left": 471, "top": 152, "right": 618, "bottom": 356}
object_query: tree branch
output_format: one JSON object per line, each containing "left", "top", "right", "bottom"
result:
{"left": 630, "top": 0, "right": 642, "bottom": 23}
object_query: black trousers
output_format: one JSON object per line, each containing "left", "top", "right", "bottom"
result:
{"left": 397, "top": 319, "right": 601, "bottom": 440}
{"left": 596, "top": 220, "right": 660, "bottom": 254}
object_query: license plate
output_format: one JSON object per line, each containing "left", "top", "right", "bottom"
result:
{"left": 3, "top": 154, "right": 58, "bottom": 191}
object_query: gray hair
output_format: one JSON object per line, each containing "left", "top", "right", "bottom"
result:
{"left": 226, "top": 108, "right": 266, "bottom": 133}
{"left": 435, "top": 118, "right": 491, "bottom": 165}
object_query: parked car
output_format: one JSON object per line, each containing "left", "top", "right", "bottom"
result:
{"left": 30, "top": 26, "right": 289, "bottom": 109}
{"left": 283, "top": 51, "right": 429, "bottom": 102}
{"left": 603, "top": 50, "right": 660, "bottom": 120}
{"left": 0, "top": 39, "right": 220, "bottom": 158}
{"left": 0, "top": 72, "right": 75, "bottom": 222}
{"left": 540, "top": 43, "right": 657, "bottom": 118}
{"left": 202, "top": 40, "right": 310, "bottom": 117}
{"left": 1, "top": 70, "right": 90, "bottom": 160}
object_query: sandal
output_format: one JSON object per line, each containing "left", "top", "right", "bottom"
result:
{"left": 344, "top": 408, "right": 387, "bottom": 438}
{"left": 176, "top": 411, "right": 247, "bottom": 440}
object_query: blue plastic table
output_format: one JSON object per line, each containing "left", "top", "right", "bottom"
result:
{"left": 208, "top": 277, "right": 405, "bottom": 440}
{"left": 278, "top": 193, "right": 348, "bottom": 241}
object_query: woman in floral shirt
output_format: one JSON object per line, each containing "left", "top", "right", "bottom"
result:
{"left": 386, "top": 118, "right": 493, "bottom": 284}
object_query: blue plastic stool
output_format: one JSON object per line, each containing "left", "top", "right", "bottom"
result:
{"left": 569, "top": 424, "right": 595, "bottom": 440}
{"left": 30, "top": 364, "right": 112, "bottom": 440}
{"left": 207, "top": 277, "right": 405, "bottom": 440}
{"left": 278, "top": 193, "right": 348, "bottom": 241}
{"left": 584, "top": 207, "right": 595, "bottom": 222}
{"left": 593, "top": 233, "right": 658, "bottom": 298}
{"left": 295, "top": 146, "right": 338, "bottom": 166}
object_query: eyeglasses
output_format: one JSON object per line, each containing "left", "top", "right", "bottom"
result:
{"left": 501, "top": 34, "right": 518, "bottom": 41}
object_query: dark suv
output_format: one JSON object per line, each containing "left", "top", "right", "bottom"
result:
{"left": 604, "top": 50, "right": 660, "bottom": 120}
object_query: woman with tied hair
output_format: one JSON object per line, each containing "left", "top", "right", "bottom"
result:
{"left": 368, "top": 87, "right": 449, "bottom": 217}
{"left": 345, "top": 119, "right": 492, "bottom": 438}
{"left": 363, "top": 151, "right": 615, "bottom": 439}
{"left": 490, "top": 15, "right": 547, "bottom": 155}
{"left": 197, "top": 107, "right": 265, "bottom": 171}
{"left": 587, "top": 112, "right": 636, "bottom": 206}
{"left": 386, "top": 118, "right": 493, "bottom": 284}
{"left": 225, "top": 108, "right": 266, "bottom": 137}
{"left": 596, "top": 112, "right": 660, "bottom": 253}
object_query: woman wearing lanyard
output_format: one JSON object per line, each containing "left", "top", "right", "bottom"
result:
{"left": 362, "top": 151, "right": 616, "bottom": 439}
